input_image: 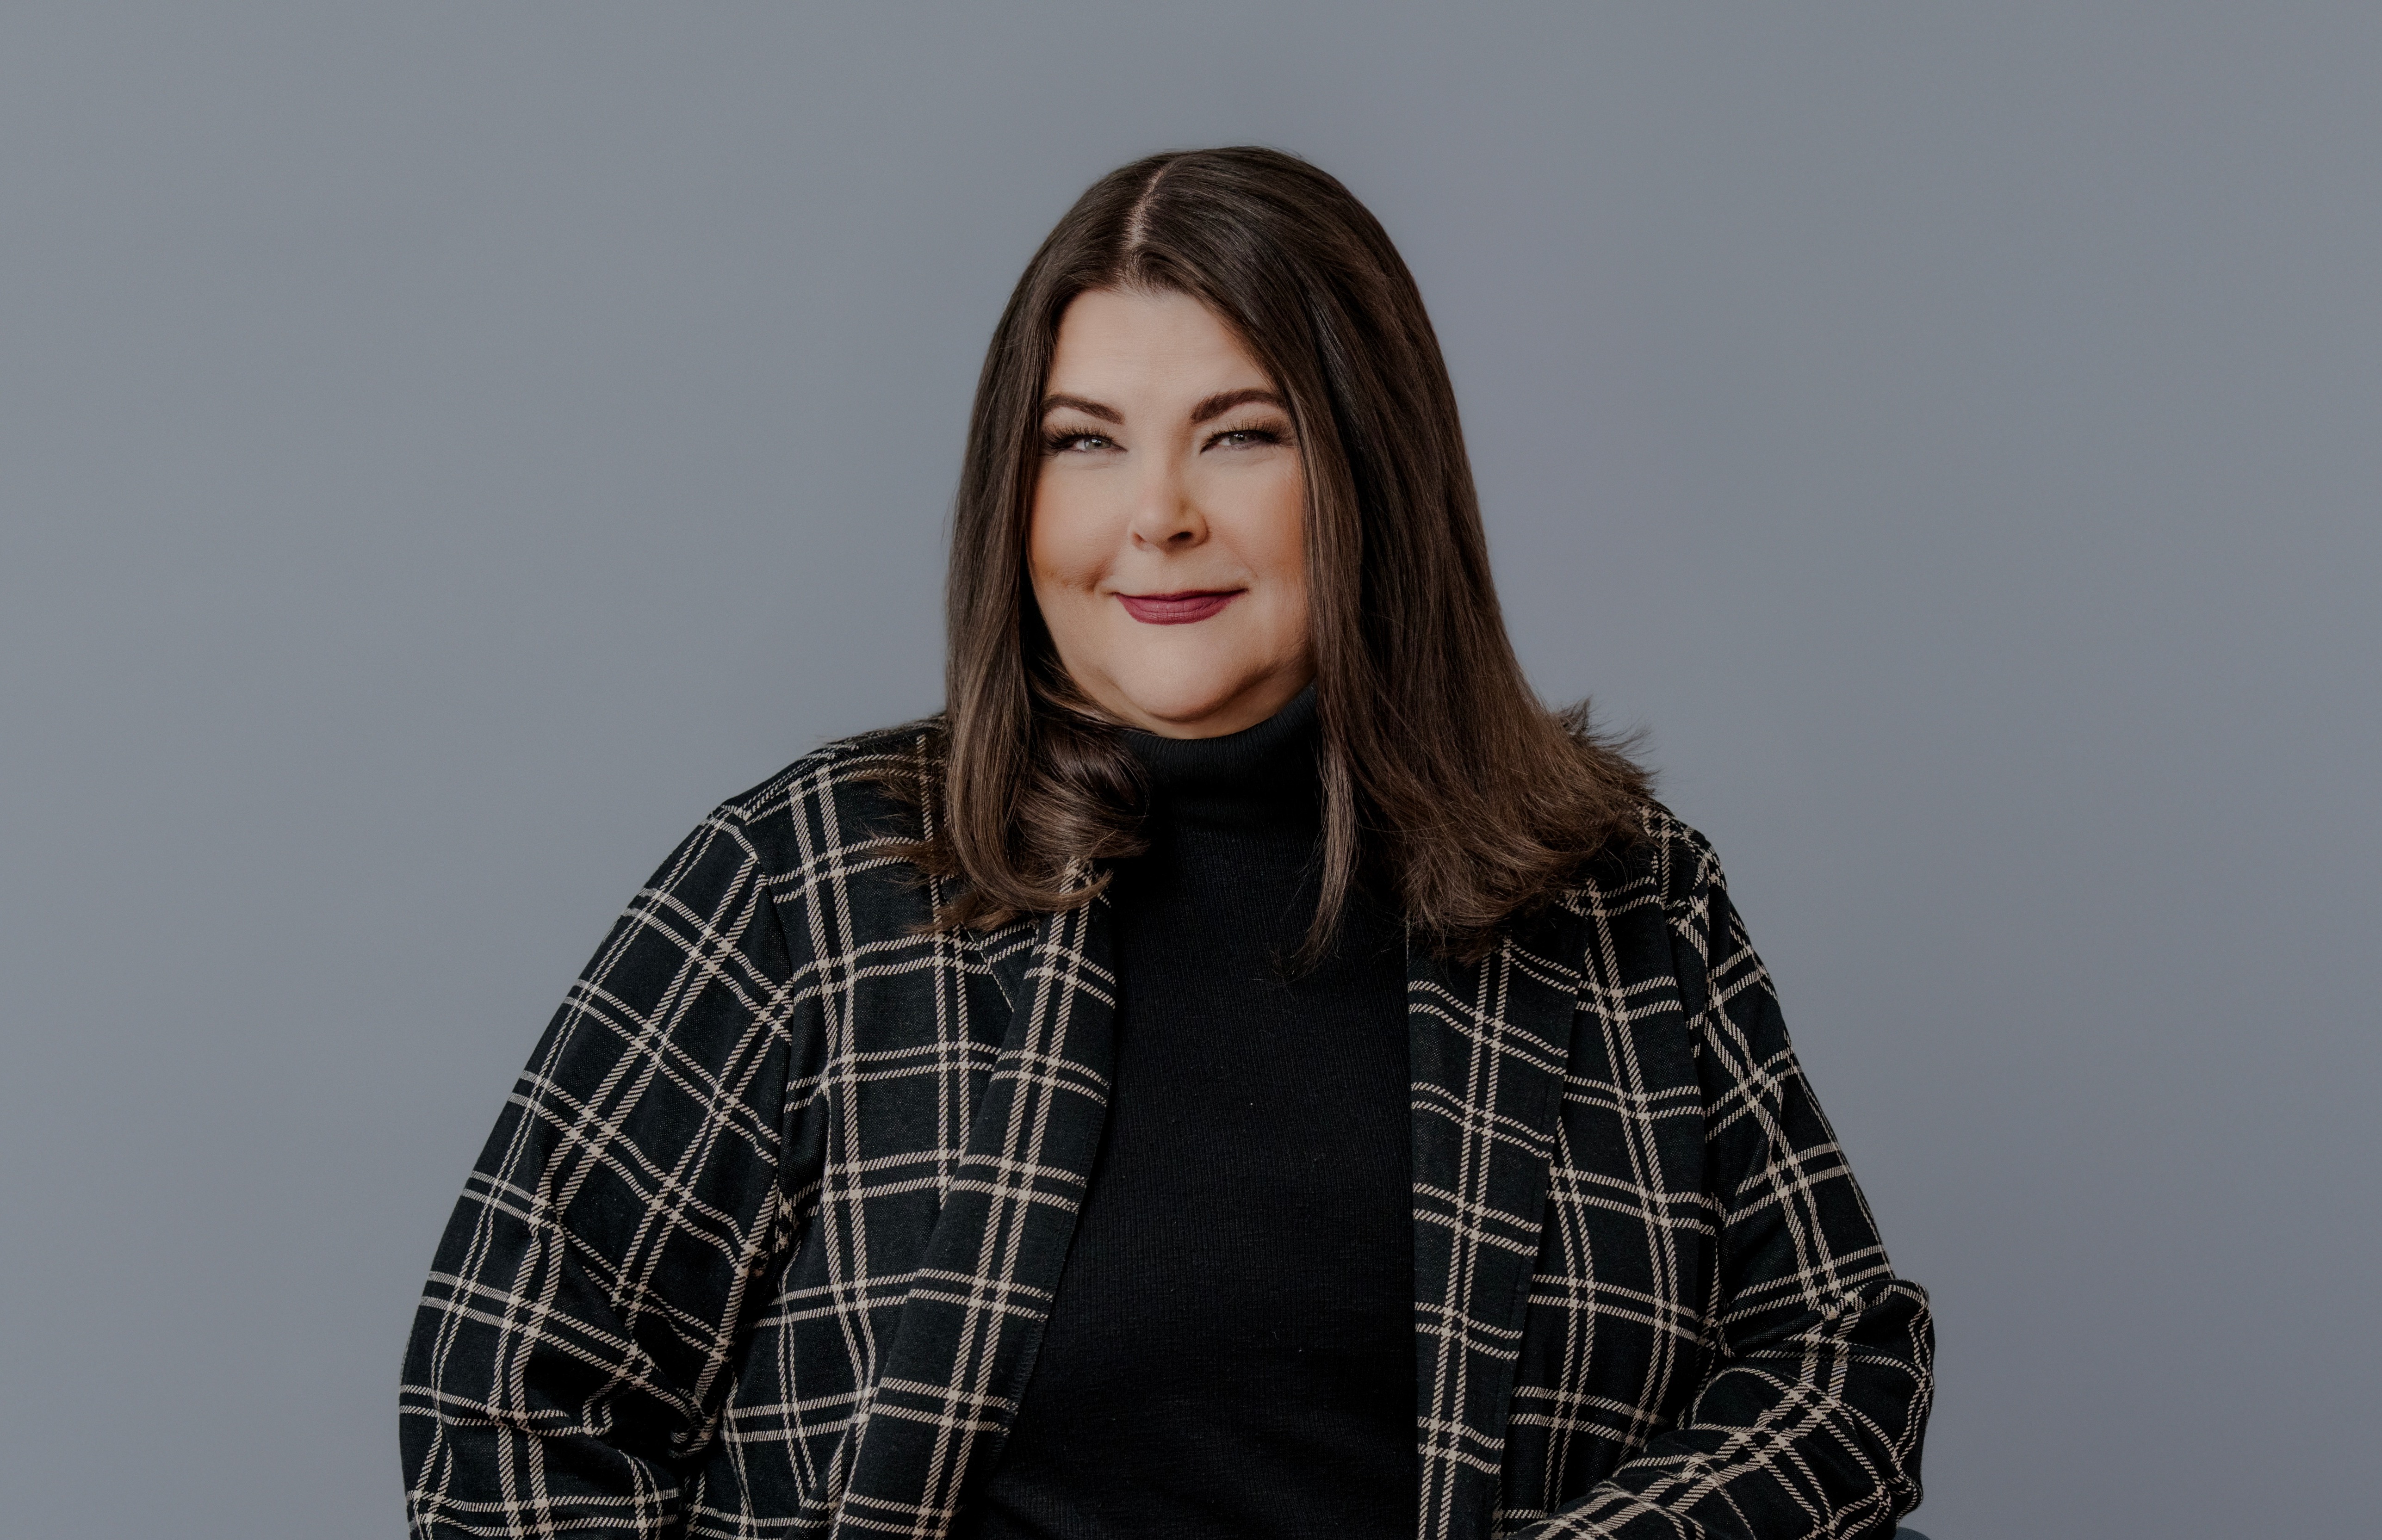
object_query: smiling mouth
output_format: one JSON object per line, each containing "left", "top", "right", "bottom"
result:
{"left": 1116, "top": 590, "right": 1243, "bottom": 625}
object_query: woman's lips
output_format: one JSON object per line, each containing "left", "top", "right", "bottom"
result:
{"left": 1116, "top": 589, "right": 1242, "bottom": 625}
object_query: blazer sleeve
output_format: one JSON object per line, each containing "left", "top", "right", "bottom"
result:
{"left": 1516, "top": 844, "right": 1936, "bottom": 1540}
{"left": 400, "top": 803, "right": 809, "bottom": 1540}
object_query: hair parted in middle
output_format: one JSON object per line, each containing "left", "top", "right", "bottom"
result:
{"left": 901, "top": 145, "right": 1649, "bottom": 963}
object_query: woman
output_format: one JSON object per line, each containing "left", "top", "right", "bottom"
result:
{"left": 402, "top": 147, "right": 1933, "bottom": 1540}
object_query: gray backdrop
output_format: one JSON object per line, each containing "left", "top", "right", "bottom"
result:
{"left": 3, "top": 6, "right": 2374, "bottom": 1537}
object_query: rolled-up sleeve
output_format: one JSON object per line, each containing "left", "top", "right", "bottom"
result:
{"left": 400, "top": 804, "right": 806, "bottom": 1539}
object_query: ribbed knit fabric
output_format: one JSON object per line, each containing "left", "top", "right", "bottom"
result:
{"left": 956, "top": 686, "right": 1415, "bottom": 1540}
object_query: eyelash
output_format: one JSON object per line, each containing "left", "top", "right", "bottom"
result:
{"left": 1040, "top": 423, "right": 1290, "bottom": 454}
{"left": 1208, "top": 424, "right": 1288, "bottom": 450}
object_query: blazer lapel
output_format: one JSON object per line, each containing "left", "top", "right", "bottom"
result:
{"left": 1411, "top": 897, "right": 1591, "bottom": 1540}
{"left": 828, "top": 895, "right": 1118, "bottom": 1540}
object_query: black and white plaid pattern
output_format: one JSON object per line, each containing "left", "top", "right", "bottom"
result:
{"left": 402, "top": 725, "right": 1933, "bottom": 1540}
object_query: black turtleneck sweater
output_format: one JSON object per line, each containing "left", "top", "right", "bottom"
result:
{"left": 958, "top": 688, "right": 1415, "bottom": 1540}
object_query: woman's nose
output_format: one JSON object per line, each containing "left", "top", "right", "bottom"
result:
{"left": 1125, "top": 456, "right": 1207, "bottom": 549}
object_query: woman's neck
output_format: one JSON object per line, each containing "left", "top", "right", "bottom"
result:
{"left": 1122, "top": 682, "right": 1321, "bottom": 830}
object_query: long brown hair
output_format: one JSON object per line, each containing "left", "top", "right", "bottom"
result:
{"left": 898, "top": 146, "right": 1648, "bottom": 962}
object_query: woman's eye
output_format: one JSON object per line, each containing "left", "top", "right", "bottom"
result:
{"left": 1048, "top": 431, "right": 1115, "bottom": 453}
{"left": 1207, "top": 424, "right": 1287, "bottom": 451}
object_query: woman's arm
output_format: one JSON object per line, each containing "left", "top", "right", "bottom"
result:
{"left": 400, "top": 802, "right": 807, "bottom": 1540}
{"left": 1518, "top": 843, "right": 1935, "bottom": 1540}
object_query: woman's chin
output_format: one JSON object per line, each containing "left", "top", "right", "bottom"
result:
{"left": 1106, "top": 667, "right": 1301, "bottom": 738}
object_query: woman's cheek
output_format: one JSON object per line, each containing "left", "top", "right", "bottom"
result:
{"left": 1258, "top": 478, "right": 1310, "bottom": 646}
{"left": 1032, "top": 481, "right": 1121, "bottom": 592}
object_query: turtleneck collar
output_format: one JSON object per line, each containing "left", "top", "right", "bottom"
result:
{"left": 1122, "top": 682, "right": 1322, "bottom": 830}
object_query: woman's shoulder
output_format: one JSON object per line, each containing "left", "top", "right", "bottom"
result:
{"left": 1638, "top": 798, "right": 1728, "bottom": 895}
{"left": 1568, "top": 797, "right": 1737, "bottom": 953}
{"left": 700, "top": 713, "right": 947, "bottom": 866}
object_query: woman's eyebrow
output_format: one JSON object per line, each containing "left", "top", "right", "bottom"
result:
{"left": 1189, "top": 387, "right": 1285, "bottom": 424}
{"left": 1040, "top": 393, "right": 1123, "bottom": 423}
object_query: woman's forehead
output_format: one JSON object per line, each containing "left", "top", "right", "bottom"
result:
{"left": 1044, "top": 288, "right": 1272, "bottom": 412}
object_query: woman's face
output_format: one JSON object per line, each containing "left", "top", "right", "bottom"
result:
{"left": 1029, "top": 286, "right": 1313, "bottom": 739}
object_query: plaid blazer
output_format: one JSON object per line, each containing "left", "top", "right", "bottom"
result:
{"left": 402, "top": 724, "right": 1933, "bottom": 1540}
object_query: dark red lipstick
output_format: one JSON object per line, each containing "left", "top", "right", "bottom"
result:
{"left": 1117, "top": 589, "right": 1241, "bottom": 625}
